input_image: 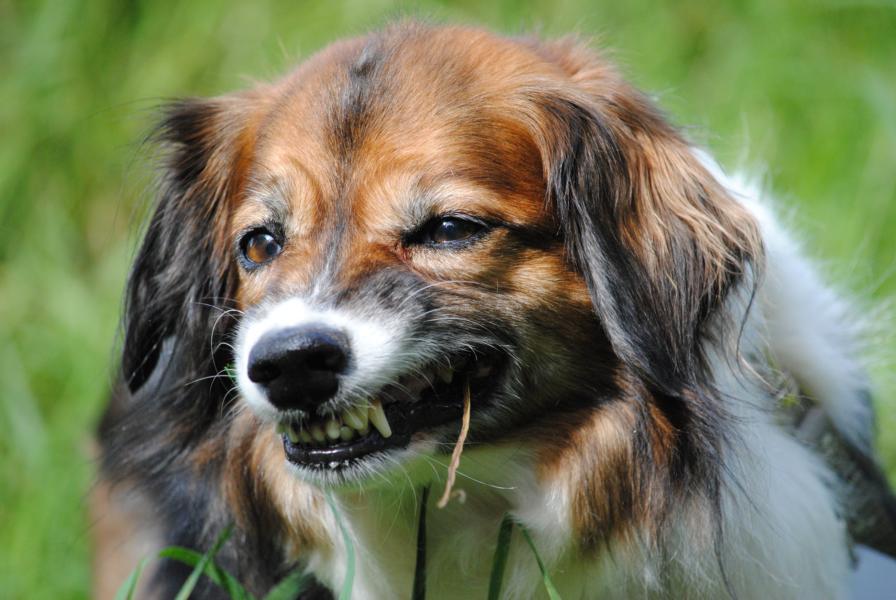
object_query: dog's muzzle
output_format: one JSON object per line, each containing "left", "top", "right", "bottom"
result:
{"left": 238, "top": 299, "right": 506, "bottom": 477}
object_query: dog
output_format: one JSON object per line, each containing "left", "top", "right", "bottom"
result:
{"left": 93, "top": 21, "right": 896, "bottom": 599}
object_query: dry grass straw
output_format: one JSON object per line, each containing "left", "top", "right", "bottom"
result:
{"left": 437, "top": 379, "right": 471, "bottom": 508}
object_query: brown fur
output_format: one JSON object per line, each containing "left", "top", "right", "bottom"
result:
{"left": 96, "top": 21, "right": 762, "bottom": 597}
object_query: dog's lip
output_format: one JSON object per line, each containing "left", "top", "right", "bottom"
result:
{"left": 283, "top": 430, "right": 411, "bottom": 464}
{"left": 281, "top": 400, "right": 460, "bottom": 467}
{"left": 278, "top": 351, "right": 503, "bottom": 470}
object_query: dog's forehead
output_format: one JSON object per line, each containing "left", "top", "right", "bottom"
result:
{"left": 244, "top": 28, "right": 551, "bottom": 229}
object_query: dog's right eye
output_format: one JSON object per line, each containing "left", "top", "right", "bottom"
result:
{"left": 409, "top": 215, "right": 489, "bottom": 248}
{"left": 240, "top": 229, "right": 282, "bottom": 266}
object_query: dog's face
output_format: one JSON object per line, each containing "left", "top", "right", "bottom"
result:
{"left": 230, "top": 33, "right": 607, "bottom": 485}
{"left": 123, "top": 25, "right": 760, "bottom": 492}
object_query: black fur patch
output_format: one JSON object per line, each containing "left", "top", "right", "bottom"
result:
{"left": 99, "top": 99, "right": 320, "bottom": 598}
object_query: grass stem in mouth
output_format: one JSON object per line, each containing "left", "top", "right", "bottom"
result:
{"left": 437, "top": 379, "right": 471, "bottom": 508}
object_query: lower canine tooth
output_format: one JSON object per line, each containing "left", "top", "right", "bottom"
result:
{"left": 325, "top": 418, "right": 341, "bottom": 440}
{"left": 339, "top": 426, "right": 354, "bottom": 441}
{"left": 298, "top": 429, "right": 313, "bottom": 444}
{"left": 285, "top": 425, "right": 300, "bottom": 444}
{"left": 310, "top": 425, "right": 326, "bottom": 444}
{"left": 369, "top": 399, "right": 392, "bottom": 438}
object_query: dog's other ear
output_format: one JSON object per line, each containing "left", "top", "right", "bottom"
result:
{"left": 123, "top": 94, "right": 264, "bottom": 393}
{"left": 528, "top": 42, "right": 762, "bottom": 395}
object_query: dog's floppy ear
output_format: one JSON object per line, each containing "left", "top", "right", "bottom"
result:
{"left": 123, "top": 94, "right": 263, "bottom": 393}
{"left": 529, "top": 48, "right": 761, "bottom": 395}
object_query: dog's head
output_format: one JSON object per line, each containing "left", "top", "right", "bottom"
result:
{"left": 123, "top": 24, "right": 760, "bottom": 489}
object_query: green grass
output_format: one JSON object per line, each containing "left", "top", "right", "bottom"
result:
{"left": 122, "top": 526, "right": 311, "bottom": 600}
{"left": 118, "top": 510, "right": 548, "bottom": 600}
{"left": 1, "top": 1, "right": 894, "bottom": 597}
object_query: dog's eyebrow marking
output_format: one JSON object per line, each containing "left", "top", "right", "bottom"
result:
{"left": 404, "top": 178, "right": 513, "bottom": 223}
{"left": 331, "top": 39, "right": 383, "bottom": 156}
{"left": 245, "top": 164, "right": 322, "bottom": 222}
{"left": 241, "top": 182, "right": 290, "bottom": 226}
{"left": 259, "top": 193, "right": 289, "bottom": 219}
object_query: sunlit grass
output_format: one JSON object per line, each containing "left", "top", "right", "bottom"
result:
{"left": 1, "top": 1, "right": 893, "bottom": 597}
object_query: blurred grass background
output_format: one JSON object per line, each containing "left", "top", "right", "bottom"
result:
{"left": 0, "top": 0, "right": 893, "bottom": 597}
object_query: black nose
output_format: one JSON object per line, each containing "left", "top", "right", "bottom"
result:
{"left": 247, "top": 325, "right": 350, "bottom": 411}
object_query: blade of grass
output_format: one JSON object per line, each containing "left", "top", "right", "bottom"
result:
{"left": 325, "top": 492, "right": 355, "bottom": 600}
{"left": 169, "top": 525, "right": 234, "bottom": 600}
{"left": 487, "top": 514, "right": 515, "bottom": 600}
{"left": 412, "top": 486, "right": 430, "bottom": 600}
{"left": 114, "top": 557, "right": 148, "bottom": 600}
{"left": 159, "top": 546, "right": 251, "bottom": 600}
{"left": 520, "top": 526, "right": 562, "bottom": 600}
{"left": 262, "top": 570, "right": 311, "bottom": 600}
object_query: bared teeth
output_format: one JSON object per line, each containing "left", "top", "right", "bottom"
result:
{"left": 325, "top": 418, "right": 341, "bottom": 440}
{"left": 343, "top": 407, "right": 365, "bottom": 431}
{"left": 353, "top": 405, "right": 369, "bottom": 430}
{"left": 281, "top": 406, "right": 373, "bottom": 449}
{"left": 310, "top": 424, "right": 326, "bottom": 444}
{"left": 369, "top": 399, "right": 392, "bottom": 438}
{"left": 278, "top": 357, "right": 496, "bottom": 452}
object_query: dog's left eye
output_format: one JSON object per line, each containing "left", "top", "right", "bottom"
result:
{"left": 240, "top": 229, "right": 282, "bottom": 266}
{"left": 417, "top": 216, "right": 487, "bottom": 246}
